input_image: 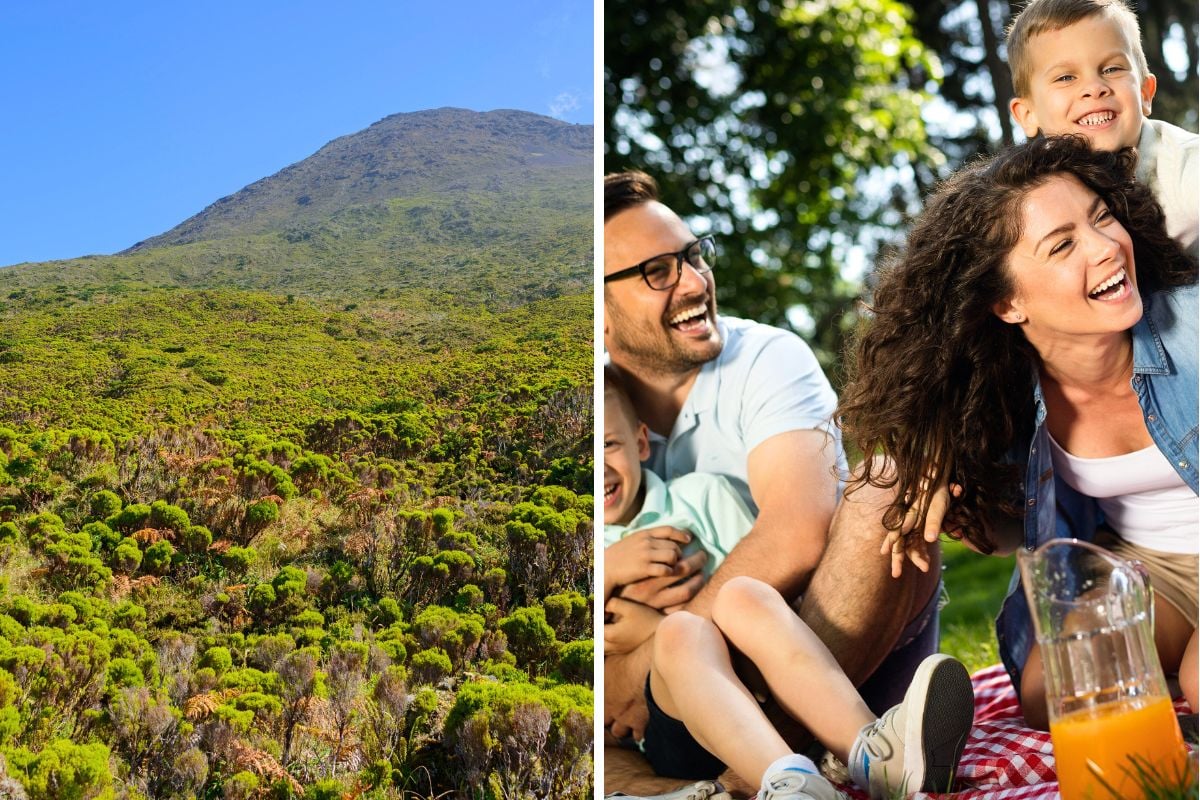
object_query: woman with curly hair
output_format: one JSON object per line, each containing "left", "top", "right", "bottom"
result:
{"left": 838, "top": 135, "right": 1198, "bottom": 729}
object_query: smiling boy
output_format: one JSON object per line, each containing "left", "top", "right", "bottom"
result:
{"left": 602, "top": 365, "right": 756, "bottom": 606}
{"left": 1006, "top": 0, "right": 1198, "bottom": 257}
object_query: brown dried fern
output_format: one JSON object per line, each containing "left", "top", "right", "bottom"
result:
{"left": 228, "top": 738, "right": 304, "bottom": 796}
{"left": 183, "top": 688, "right": 238, "bottom": 720}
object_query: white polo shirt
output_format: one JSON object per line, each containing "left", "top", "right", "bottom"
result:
{"left": 645, "top": 315, "right": 847, "bottom": 514}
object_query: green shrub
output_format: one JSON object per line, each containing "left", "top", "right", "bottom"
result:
{"left": 106, "top": 503, "right": 150, "bottom": 533}
{"left": 180, "top": 524, "right": 212, "bottom": 554}
{"left": 291, "top": 609, "right": 324, "bottom": 628}
{"left": 543, "top": 590, "right": 589, "bottom": 638}
{"left": 248, "top": 583, "right": 276, "bottom": 615}
{"left": 430, "top": 507, "right": 455, "bottom": 534}
{"left": 142, "top": 540, "right": 175, "bottom": 574}
{"left": 150, "top": 500, "right": 190, "bottom": 532}
{"left": 245, "top": 499, "right": 280, "bottom": 528}
{"left": 304, "top": 779, "right": 345, "bottom": 800}
{"left": 111, "top": 601, "right": 147, "bottom": 632}
{"left": 375, "top": 625, "right": 407, "bottom": 663}
{"left": 199, "top": 646, "right": 233, "bottom": 673}
{"left": 81, "top": 521, "right": 119, "bottom": 551}
{"left": 410, "top": 648, "right": 452, "bottom": 685}
{"left": 498, "top": 606, "right": 558, "bottom": 670}
{"left": 112, "top": 539, "right": 142, "bottom": 573}
{"left": 374, "top": 597, "right": 402, "bottom": 626}
{"left": 223, "top": 545, "right": 257, "bottom": 575}
{"left": 5, "top": 738, "right": 115, "bottom": 800}
{"left": 557, "top": 640, "right": 593, "bottom": 684}
{"left": 223, "top": 770, "right": 259, "bottom": 800}
{"left": 455, "top": 584, "right": 484, "bottom": 610}
{"left": 106, "top": 657, "right": 145, "bottom": 691}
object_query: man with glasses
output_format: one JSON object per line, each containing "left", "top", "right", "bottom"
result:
{"left": 603, "top": 171, "right": 946, "bottom": 796}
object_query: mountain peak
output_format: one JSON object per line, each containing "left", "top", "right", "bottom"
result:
{"left": 127, "top": 108, "right": 592, "bottom": 251}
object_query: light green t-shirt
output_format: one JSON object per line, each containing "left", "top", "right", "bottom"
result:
{"left": 603, "top": 469, "right": 756, "bottom": 577}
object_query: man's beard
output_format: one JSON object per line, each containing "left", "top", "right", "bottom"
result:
{"left": 605, "top": 295, "right": 723, "bottom": 375}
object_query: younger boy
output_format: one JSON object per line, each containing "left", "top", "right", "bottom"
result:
{"left": 603, "top": 365, "right": 756, "bottom": 603}
{"left": 603, "top": 368, "right": 976, "bottom": 800}
{"left": 1006, "top": 0, "right": 1198, "bottom": 256}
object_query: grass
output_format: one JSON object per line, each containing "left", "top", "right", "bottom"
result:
{"left": 938, "top": 538, "right": 1015, "bottom": 674}
{"left": 1089, "top": 753, "right": 1199, "bottom": 799}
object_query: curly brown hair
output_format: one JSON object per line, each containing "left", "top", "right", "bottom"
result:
{"left": 838, "top": 135, "right": 1197, "bottom": 552}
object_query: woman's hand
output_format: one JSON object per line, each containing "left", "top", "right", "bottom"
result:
{"left": 604, "top": 596, "right": 665, "bottom": 655}
{"left": 605, "top": 526, "right": 692, "bottom": 588}
{"left": 881, "top": 482, "right": 962, "bottom": 578}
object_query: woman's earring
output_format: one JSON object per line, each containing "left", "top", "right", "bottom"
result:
{"left": 1013, "top": 313, "right": 1025, "bottom": 322}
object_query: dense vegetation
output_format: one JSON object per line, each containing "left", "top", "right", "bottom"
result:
{"left": 0, "top": 109, "right": 594, "bottom": 799}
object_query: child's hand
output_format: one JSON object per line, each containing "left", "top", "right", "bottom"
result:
{"left": 618, "top": 548, "right": 708, "bottom": 610}
{"left": 882, "top": 482, "right": 963, "bottom": 578}
{"left": 606, "top": 527, "right": 693, "bottom": 588}
{"left": 604, "top": 596, "right": 664, "bottom": 655}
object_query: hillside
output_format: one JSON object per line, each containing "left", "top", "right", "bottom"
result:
{"left": 0, "top": 109, "right": 594, "bottom": 800}
{"left": 0, "top": 109, "right": 593, "bottom": 307}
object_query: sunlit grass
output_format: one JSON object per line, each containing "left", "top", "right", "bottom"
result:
{"left": 1089, "top": 752, "right": 1198, "bottom": 799}
{"left": 939, "top": 539, "right": 1014, "bottom": 673}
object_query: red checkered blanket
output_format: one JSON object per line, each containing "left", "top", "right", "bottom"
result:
{"left": 838, "top": 664, "right": 1194, "bottom": 799}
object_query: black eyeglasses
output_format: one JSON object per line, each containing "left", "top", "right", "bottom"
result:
{"left": 604, "top": 236, "right": 716, "bottom": 291}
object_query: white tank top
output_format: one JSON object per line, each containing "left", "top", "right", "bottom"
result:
{"left": 1048, "top": 434, "right": 1199, "bottom": 554}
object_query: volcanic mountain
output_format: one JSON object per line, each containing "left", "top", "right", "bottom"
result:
{"left": 1, "top": 108, "right": 593, "bottom": 306}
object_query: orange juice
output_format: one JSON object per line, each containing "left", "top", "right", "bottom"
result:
{"left": 1050, "top": 695, "right": 1188, "bottom": 799}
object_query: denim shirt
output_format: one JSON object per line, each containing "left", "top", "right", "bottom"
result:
{"left": 995, "top": 284, "right": 1199, "bottom": 693}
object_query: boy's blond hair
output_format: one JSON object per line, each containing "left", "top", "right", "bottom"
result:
{"left": 604, "top": 365, "right": 640, "bottom": 432}
{"left": 1007, "top": 0, "right": 1149, "bottom": 97}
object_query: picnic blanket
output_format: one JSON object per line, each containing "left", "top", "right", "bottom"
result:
{"left": 835, "top": 664, "right": 1195, "bottom": 800}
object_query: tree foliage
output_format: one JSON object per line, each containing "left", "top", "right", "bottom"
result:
{"left": 606, "top": 0, "right": 942, "bottom": 366}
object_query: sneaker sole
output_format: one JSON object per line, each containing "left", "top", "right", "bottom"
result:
{"left": 903, "top": 654, "right": 975, "bottom": 793}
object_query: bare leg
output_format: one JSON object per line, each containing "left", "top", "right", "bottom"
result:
{"left": 1181, "top": 631, "right": 1198, "bottom": 712}
{"left": 1019, "top": 644, "right": 1049, "bottom": 730}
{"left": 798, "top": 478, "right": 942, "bottom": 686}
{"left": 651, "top": 610, "right": 791, "bottom": 787}
{"left": 713, "top": 576, "right": 875, "bottom": 763}
{"left": 1152, "top": 595, "right": 1197, "bottom": 712}
{"left": 1153, "top": 595, "right": 1193, "bottom": 671}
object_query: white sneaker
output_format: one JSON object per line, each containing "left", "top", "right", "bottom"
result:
{"left": 757, "top": 768, "right": 846, "bottom": 800}
{"left": 847, "top": 654, "right": 974, "bottom": 798}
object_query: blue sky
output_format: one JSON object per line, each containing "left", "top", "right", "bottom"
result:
{"left": 0, "top": 1, "right": 594, "bottom": 266}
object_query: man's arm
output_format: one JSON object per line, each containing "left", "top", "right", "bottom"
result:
{"left": 684, "top": 429, "right": 839, "bottom": 617}
{"left": 604, "top": 638, "right": 654, "bottom": 741}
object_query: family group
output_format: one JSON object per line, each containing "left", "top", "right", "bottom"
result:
{"left": 602, "top": 1, "right": 1198, "bottom": 798}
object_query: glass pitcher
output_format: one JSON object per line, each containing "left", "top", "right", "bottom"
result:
{"left": 1018, "top": 538, "right": 1189, "bottom": 799}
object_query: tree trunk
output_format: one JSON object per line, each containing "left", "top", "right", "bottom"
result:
{"left": 976, "top": 0, "right": 1015, "bottom": 146}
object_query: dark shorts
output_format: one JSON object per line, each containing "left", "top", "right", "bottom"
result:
{"left": 640, "top": 579, "right": 943, "bottom": 778}
{"left": 642, "top": 675, "right": 728, "bottom": 779}
{"left": 858, "top": 578, "right": 944, "bottom": 716}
